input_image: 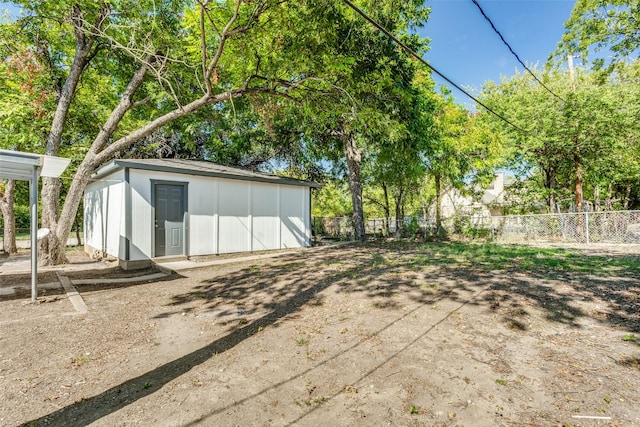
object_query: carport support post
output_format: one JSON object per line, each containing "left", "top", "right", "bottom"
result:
{"left": 30, "top": 165, "right": 38, "bottom": 302}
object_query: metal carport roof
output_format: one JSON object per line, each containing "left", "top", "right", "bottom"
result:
{"left": 0, "top": 149, "right": 71, "bottom": 301}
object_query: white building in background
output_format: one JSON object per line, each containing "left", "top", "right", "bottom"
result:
{"left": 83, "top": 159, "right": 320, "bottom": 269}
{"left": 437, "top": 172, "right": 511, "bottom": 219}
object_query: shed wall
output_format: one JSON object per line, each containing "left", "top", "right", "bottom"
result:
{"left": 189, "top": 176, "right": 216, "bottom": 255}
{"left": 129, "top": 169, "right": 154, "bottom": 260}
{"left": 84, "top": 167, "right": 311, "bottom": 263}
{"left": 251, "top": 182, "right": 279, "bottom": 251}
{"left": 84, "top": 169, "right": 125, "bottom": 258}
{"left": 218, "top": 179, "right": 251, "bottom": 254}
{"left": 123, "top": 169, "right": 311, "bottom": 260}
{"left": 280, "top": 185, "right": 309, "bottom": 248}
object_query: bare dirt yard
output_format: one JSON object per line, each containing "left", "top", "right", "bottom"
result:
{"left": 1, "top": 241, "right": 639, "bottom": 426}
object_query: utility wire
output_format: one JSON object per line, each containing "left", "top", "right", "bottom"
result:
{"left": 341, "top": 0, "right": 529, "bottom": 135}
{"left": 471, "top": 0, "right": 566, "bottom": 103}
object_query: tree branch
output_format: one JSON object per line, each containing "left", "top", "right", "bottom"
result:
{"left": 44, "top": 3, "right": 109, "bottom": 156}
{"left": 199, "top": 1, "right": 210, "bottom": 94}
{"left": 364, "top": 195, "right": 389, "bottom": 211}
{"left": 204, "top": 0, "right": 243, "bottom": 91}
{"left": 92, "top": 58, "right": 154, "bottom": 155}
{"left": 131, "top": 96, "right": 151, "bottom": 108}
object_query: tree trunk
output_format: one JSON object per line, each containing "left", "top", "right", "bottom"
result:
{"left": 573, "top": 146, "right": 586, "bottom": 240}
{"left": 47, "top": 160, "right": 96, "bottom": 265}
{"left": 342, "top": 132, "right": 366, "bottom": 241}
{"left": 394, "top": 186, "right": 404, "bottom": 238}
{"left": 381, "top": 183, "right": 390, "bottom": 235}
{"left": 43, "top": 59, "right": 153, "bottom": 264}
{"left": 434, "top": 172, "right": 442, "bottom": 234}
{"left": 574, "top": 150, "right": 583, "bottom": 212}
{"left": 623, "top": 185, "right": 631, "bottom": 209}
{"left": 40, "top": 176, "right": 61, "bottom": 261}
{"left": 40, "top": 4, "right": 108, "bottom": 261}
{"left": 545, "top": 165, "right": 556, "bottom": 213}
{"left": 0, "top": 179, "right": 18, "bottom": 254}
{"left": 606, "top": 183, "right": 614, "bottom": 211}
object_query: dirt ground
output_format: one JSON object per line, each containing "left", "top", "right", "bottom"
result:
{"left": 1, "top": 241, "right": 639, "bottom": 426}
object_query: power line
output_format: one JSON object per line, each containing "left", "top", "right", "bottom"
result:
{"left": 340, "top": 0, "right": 529, "bottom": 135}
{"left": 470, "top": 0, "right": 566, "bottom": 103}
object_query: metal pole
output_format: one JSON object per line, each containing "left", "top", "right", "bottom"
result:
{"left": 585, "top": 211, "right": 590, "bottom": 244}
{"left": 567, "top": 54, "right": 576, "bottom": 91}
{"left": 30, "top": 165, "right": 38, "bottom": 302}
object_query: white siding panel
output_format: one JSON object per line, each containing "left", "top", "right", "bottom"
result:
{"left": 129, "top": 172, "right": 153, "bottom": 260}
{"left": 279, "top": 185, "right": 307, "bottom": 248}
{"left": 84, "top": 185, "right": 104, "bottom": 253}
{"left": 303, "top": 187, "right": 310, "bottom": 246}
{"left": 251, "top": 182, "right": 279, "bottom": 250}
{"left": 188, "top": 176, "right": 215, "bottom": 256}
{"left": 83, "top": 170, "right": 124, "bottom": 258}
{"left": 218, "top": 179, "right": 250, "bottom": 253}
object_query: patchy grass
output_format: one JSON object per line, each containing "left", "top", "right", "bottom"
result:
{"left": 387, "top": 241, "right": 640, "bottom": 276}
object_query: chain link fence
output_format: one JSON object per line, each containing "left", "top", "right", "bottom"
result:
{"left": 0, "top": 227, "right": 84, "bottom": 248}
{"left": 491, "top": 210, "right": 640, "bottom": 244}
{"left": 312, "top": 217, "right": 354, "bottom": 239}
{"left": 313, "top": 216, "right": 412, "bottom": 239}
{"left": 313, "top": 215, "right": 491, "bottom": 239}
{"left": 314, "top": 210, "right": 640, "bottom": 244}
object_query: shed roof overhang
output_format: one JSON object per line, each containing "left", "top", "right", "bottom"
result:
{"left": 92, "top": 158, "right": 323, "bottom": 189}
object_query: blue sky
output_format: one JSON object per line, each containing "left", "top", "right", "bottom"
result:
{"left": 419, "top": 0, "right": 577, "bottom": 107}
{"left": 2, "top": 0, "right": 577, "bottom": 108}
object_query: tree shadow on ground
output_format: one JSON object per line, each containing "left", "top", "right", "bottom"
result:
{"left": 23, "top": 241, "right": 640, "bottom": 426}
{"left": 22, "top": 252, "right": 338, "bottom": 427}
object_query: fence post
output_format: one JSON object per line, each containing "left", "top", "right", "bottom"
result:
{"left": 585, "top": 211, "right": 590, "bottom": 244}
{"left": 491, "top": 218, "right": 495, "bottom": 242}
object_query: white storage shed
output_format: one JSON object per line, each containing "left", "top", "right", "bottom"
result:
{"left": 83, "top": 159, "right": 321, "bottom": 269}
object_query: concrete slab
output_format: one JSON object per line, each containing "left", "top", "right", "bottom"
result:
{"left": 0, "top": 287, "right": 15, "bottom": 296}
{"left": 57, "top": 273, "right": 88, "bottom": 314}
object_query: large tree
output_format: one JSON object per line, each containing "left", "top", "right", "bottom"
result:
{"left": 207, "top": 0, "right": 431, "bottom": 241}
{"left": 363, "top": 70, "right": 438, "bottom": 235}
{"left": 293, "top": 0, "right": 429, "bottom": 240}
{"left": 481, "top": 63, "right": 639, "bottom": 212}
{"left": 4, "top": 0, "right": 368, "bottom": 264}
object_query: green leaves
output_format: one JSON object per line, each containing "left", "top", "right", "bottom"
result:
{"left": 480, "top": 61, "right": 640, "bottom": 211}
{"left": 552, "top": 0, "right": 640, "bottom": 69}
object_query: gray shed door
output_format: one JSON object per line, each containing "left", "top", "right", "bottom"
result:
{"left": 154, "top": 184, "right": 185, "bottom": 257}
